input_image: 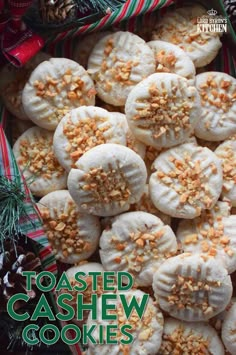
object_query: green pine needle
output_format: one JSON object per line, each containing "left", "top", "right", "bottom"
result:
{"left": 0, "top": 176, "right": 35, "bottom": 253}
{"left": 78, "top": 0, "right": 126, "bottom": 13}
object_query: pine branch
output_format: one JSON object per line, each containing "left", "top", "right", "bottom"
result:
{"left": 77, "top": 0, "right": 127, "bottom": 14}
{"left": 0, "top": 176, "right": 35, "bottom": 253}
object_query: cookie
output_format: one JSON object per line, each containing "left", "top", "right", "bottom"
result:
{"left": 99, "top": 211, "right": 177, "bottom": 286}
{"left": 22, "top": 58, "right": 96, "bottom": 130}
{"left": 125, "top": 73, "right": 201, "bottom": 149}
{"left": 111, "top": 112, "right": 146, "bottom": 159}
{"left": 130, "top": 185, "right": 171, "bottom": 225}
{"left": 147, "top": 40, "right": 196, "bottom": 85}
{"left": 222, "top": 302, "right": 236, "bottom": 354}
{"left": 38, "top": 190, "right": 101, "bottom": 263}
{"left": 53, "top": 106, "right": 127, "bottom": 171}
{"left": 149, "top": 143, "right": 223, "bottom": 219}
{"left": 0, "top": 52, "right": 50, "bottom": 120}
{"left": 63, "top": 262, "right": 105, "bottom": 326}
{"left": 86, "top": 289, "right": 164, "bottom": 355}
{"left": 13, "top": 126, "right": 67, "bottom": 197}
{"left": 67, "top": 144, "right": 147, "bottom": 216}
{"left": 152, "top": 253, "right": 233, "bottom": 321}
{"left": 87, "top": 31, "right": 155, "bottom": 106}
{"left": 215, "top": 140, "right": 236, "bottom": 206}
{"left": 73, "top": 31, "right": 112, "bottom": 69}
{"left": 194, "top": 72, "right": 236, "bottom": 141}
{"left": 177, "top": 201, "right": 236, "bottom": 273}
{"left": 159, "top": 318, "right": 224, "bottom": 355}
{"left": 151, "top": 5, "right": 222, "bottom": 68}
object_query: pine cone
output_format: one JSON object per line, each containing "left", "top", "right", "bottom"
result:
{"left": 0, "top": 240, "right": 41, "bottom": 311}
{"left": 224, "top": 0, "right": 236, "bottom": 30}
{"left": 40, "top": 0, "right": 77, "bottom": 24}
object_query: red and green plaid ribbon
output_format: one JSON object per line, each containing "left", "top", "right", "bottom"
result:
{"left": 0, "top": 114, "right": 57, "bottom": 274}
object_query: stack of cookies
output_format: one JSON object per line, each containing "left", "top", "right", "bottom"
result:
{"left": 2, "top": 4, "right": 236, "bottom": 354}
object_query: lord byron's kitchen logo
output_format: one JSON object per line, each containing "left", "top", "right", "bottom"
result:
{"left": 197, "top": 8, "right": 227, "bottom": 33}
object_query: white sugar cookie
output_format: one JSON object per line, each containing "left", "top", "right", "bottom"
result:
{"left": 111, "top": 112, "right": 146, "bottom": 159}
{"left": 159, "top": 318, "right": 224, "bottom": 355}
{"left": 215, "top": 140, "right": 236, "bottom": 206}
{"left": 38, "top": 191, "right": 101, "bottom": 263}
{"left": 147, "top": 40, "right": 196, "bottom": 85}
{"left": 53, "top": 106, "right": 127, "bottom": 171}
{"left": 99, "top": 211, "right": 177, "bottom": 286}
{"left": 87, "top": 289, "right": 164, "bottom": 355}
{"left": 13, "top": 127, "right": 67, "bottom": 197}
{"left": 131, "top": 185, "right": 171, "bottom": 225}
{"left": 87, "top": 31, "right": 155, "bottom": 106}
{"left": 152, "top": 253, "right": 233, "bottom": 322}
{"left": 67, "top": 144, "right": 147, "bottom": 217}
{"left": 73, "top": 31, "right": 112, "bottom": 69}
{"left": 63, "top": 262, "right": 105, "bottom": 326}
{"left": 22, "top": 58, "right": 96, "bottom": 130}
{"left": 0, "top": 52, "right": 50, "bottom": 120}
{"left": 177, "top": 201, "right": 236, "bottom": 273}
{"left": 151, "top": 5, "right": 222, "bottom": 68}
{"left": 194, "top": 72, "right": 236, "bottom": 141}
{"left": 149, "top": 143, "right": 223, "bottom": 219}
{"left": 125, "top": 73, "right": 201, "bottom": 149}
{"left": 222, "top": 302, "right": 236, "bottom": 354}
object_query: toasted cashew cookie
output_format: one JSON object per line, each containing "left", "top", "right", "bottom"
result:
{"left": 131, "top": 185, "right": 171, "bottom": 225}
{"left": 215, "top": 140, "right": 236, "bottom": 206}
{"left": 151, "top": 5, "right": 222, "bottom": 68}
{"left": 111, "top": 112, "right": 146, "bottom": 158}
{"left": 125, "top": 73, "right": 201, "bottom": 149}
{"left": 194, "top": 72, "right": 236, "bottom": 141}
{"left": 159, "top": 318, "right": 224, "bottom": 355}
{"left": 177, "top": 202, "right": 236, "bottom": 273}
{"left": 87, "top": 290, "right": 164, "bottom": 355}
{"left": 0, "top": 52, "right": 50, "bottom": 120}
{"left": 22, "top": 58, "right": 96, "bottom": 130}
{"left": 152, "top": 253, "right": 233, "bottom": 322}
{"left": 73, "top": 31, "right": 112, "bottom": 69}
{"left": 68, "top": 144, "right": 147, "bottom": 216}
{"left": 99, "top": 211, "right": 177, "bottom": 286}
{"left": 64, "top": 262, "right": 105, "bottom": 326}
{"left": 149, "top": 143, "right": 223, "bottom": 219}
{"left": 38, "top": 191, "right": 101, "bottom": 263}
{"left": 222, "top": 302, "right": 236, "bottom": 354}
{"left": 87, "top": 31, "right": 155, "bottom": 106}
{"left": 147, "top": 40, "right": 196, "bottom": 85}
{"left": 53, "top": 106, "right": 127, "bottom": 171}
{"left": 13, "top": 127, "right": 67, "bottom": 197}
